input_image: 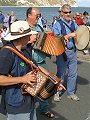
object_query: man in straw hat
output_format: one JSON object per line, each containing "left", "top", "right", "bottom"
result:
{"left": 0, "top": 20, "right": 65, "bottom": 120}
{"left": 0, "top": 20, "right": 48, "bottom": 120}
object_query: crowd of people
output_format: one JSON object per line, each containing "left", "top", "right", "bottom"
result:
{"left": 0, "top": 10, "right": 17, "bottom": 41}
{"left": 0, "top": 5, "right": 90, "bottom": 120}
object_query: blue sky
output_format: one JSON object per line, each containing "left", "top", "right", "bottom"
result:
{"left": 77, "top": 0, "right": 90, "bottom": 7}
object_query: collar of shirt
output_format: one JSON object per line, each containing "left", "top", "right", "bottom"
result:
{"left": 61, "top": 17, "right": 72, "bottom": 26}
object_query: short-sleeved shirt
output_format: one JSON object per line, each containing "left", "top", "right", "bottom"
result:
{"left": 29, "top": 25, "right": 46, "bottom": 64}
{"left": 53, "top": 17, "right": 78, "bottom": 49}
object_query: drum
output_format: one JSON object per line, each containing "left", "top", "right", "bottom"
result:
{"left": 75, "top": 25, "right": 90, "bottom": 50}
{"left": 34, "top": 32, "right": 65, "bottom": 56}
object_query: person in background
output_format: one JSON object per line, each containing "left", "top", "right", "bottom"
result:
{"left": 37, "top": 13, "right": 44, "bottom": 28}
{"left": 79, "top": 12, "right": 83, "bottom": 19}
{"left": 26, "top": 7, "right": 54, "bottom": 118}
{"left": 3, "top": 12, "right": 9, "bottom": 28}
{"left": 37, "top": 13, "right": 47, "bottom": 31}
{"left": 1, "top": 26, "right": 9, "bottom": 39}
{"left": 82, "top": 11, "right": 90, "bottom": 54}
{"left": 47, "top": 16, "right": 58, "bottom": 32}
{"left": 52, "top": 16, "right": 58, "bottom": 28}
{"left": 0, "top": 20, "right": 39, "bottom": 120}
{"left": 9, "top": 11, "right": 17, "bottom": 28}
{"left": 82, "top": 11, "right": 90, "bottom": 26}
{"left": 73, "top": 12, "right": 83, "bottom": 25}
{"left": 0, "top": 25, "right": 9, "bottom": 46}
{"left": 0, "top": 38, "right": 3, "bottom": 49}
{"left": 58, "top": 8, "right": 63, "bottom": 20}
{"left": 0, "top": 11, "right": 4, "bottom": 27}
{"left": 0, "top": 28, "right": 3, "bottom": 39}
{"left": 53, "top": 4, "right": 80, "bottom": 102}
{"left": 0, "top": 33, "right": 3, "bottom": 97}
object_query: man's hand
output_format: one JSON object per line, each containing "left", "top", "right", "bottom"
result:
{"left": 57, "top": 83, "right": 66, "bottom": 91}
{"left": 21, "top": 71, "right": 37, "bottom": 87}
{"left": 64, "top": 32, "right": 76, "bottom": 44}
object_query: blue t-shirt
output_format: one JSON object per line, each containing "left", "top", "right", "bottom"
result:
{"left": 0, "top": 14, "right": 4, "bottom": 23}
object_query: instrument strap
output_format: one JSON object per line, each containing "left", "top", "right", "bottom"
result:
{"left": 4, "top": 46, "right": 61, "bottom": 83}
{"left": 59, "top": 19, "right": 76, "bottom": 51}
{"left": 4, "top": 46, "right": 38, "bottom": 71}
{"left": 59, "top": 19, "right": 75, "bottom": 32}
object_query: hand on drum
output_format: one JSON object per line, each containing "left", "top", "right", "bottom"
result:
{"left": 21, "top": 71, "right": 37, "bottom": 87}
{"left": 57, "top": 83, "right": 66, "bottom": 91}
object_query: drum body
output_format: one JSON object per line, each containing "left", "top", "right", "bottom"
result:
{"left": 34, "top": 32, "right": 65, "bottom": 56}
{"left": 75, "top": 25, "right": 90, "bottom": 50}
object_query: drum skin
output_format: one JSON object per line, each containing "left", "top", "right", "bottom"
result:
{"left": 75, "top": 25, "right": 90, "bottom": 50}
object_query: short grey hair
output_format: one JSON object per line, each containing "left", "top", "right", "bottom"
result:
{"left": 61, "top": 4, "right": 71, "bottom": 11}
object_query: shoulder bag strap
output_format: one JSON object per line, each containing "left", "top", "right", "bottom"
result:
{"left": 60, "top": 19, "right": 74, "bottom": 32}
{"left": 60, "top": 20, "right": 76, "bottom": 50}
{"left": 4, "top": 46, "right": 38, "bottom": 71}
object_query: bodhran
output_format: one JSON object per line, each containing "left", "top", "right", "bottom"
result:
{"left": 75, "top": 25, "right": 90, "bottom": 50}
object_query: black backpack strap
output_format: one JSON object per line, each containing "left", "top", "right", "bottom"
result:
{"left": 59, "top": 19, "right": 75, "bottom": 32}
{"left": 58, "top": 20, "right": 66, "bottom": 35}
{"left": 59, "top": 19, "right": 76, "bottom": 51}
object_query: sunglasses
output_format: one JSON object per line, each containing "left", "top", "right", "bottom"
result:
{"left": 36, "top": 14, "right": 41, "bottom": 19}
{"left": 63, "top": 11, "right": 71, "bottom": 14}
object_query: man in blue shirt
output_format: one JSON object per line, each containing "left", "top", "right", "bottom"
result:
{"left": 0, "top": 11, "right": 4, "bottom": 26}
{"left": 53, "top": 4, "right": 80, "bottom": 101}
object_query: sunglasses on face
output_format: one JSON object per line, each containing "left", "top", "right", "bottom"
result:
{"left": 36, "top": 14, "right": 41, "bottom": 19}
{"left": 63, "top": 11, "right": 71, "bottom": 14}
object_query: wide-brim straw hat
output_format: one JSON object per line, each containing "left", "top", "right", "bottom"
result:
{"left": 4, "top": 21, "right": 38, "bottom": 41}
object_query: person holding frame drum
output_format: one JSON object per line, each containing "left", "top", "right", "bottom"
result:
{"left": 53, "top": 4, "right": 80, "bottom": 102}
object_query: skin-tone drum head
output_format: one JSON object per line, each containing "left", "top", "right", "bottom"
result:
{"left": 75, "top": 25, "right": 90, "bottom": 50}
